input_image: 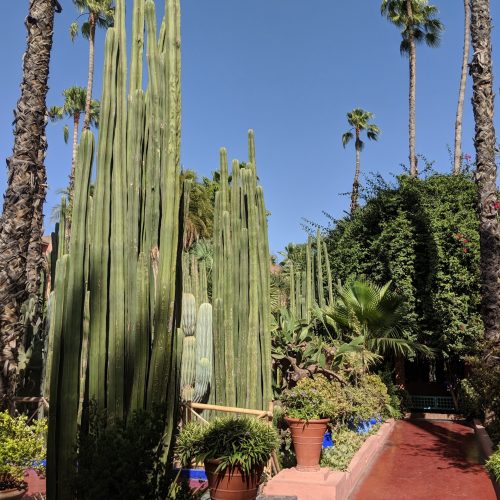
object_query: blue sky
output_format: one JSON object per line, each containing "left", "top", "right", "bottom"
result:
{"left": 0, "top": 1, "right": 499, "bottom": 255}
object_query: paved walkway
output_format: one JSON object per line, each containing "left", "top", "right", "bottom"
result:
{"left": 351, "top": 419, "right": 496, "bottom": 500}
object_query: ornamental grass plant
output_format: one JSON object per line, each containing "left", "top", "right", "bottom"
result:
{"left": 0, "top": 412, "right": 47, "bottom": 491}
{"left": 175, "top": 417, "right": 279, "bottom": 474}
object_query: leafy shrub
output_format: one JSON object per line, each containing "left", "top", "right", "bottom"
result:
{"left": 175, "top": 417, "right": 279, "bottom": 474}
{"left": 0, "top": 412, "right": 47, "bottom": 491}
{"left": 344, "top": 374, "right": 390, "bottom": 424}
{"left": 320, "top": 427, "right": 366, "bottom": 471}
{"left": 485, "top": 447, "right": 500, "bottom": 482}
{"left": 281, "top": 375, "right": 344, "bottom": 421}
{"left": 460, "top": 354, "right": 500, "bottom": 445}
{"left": 74, "top": 407, "right": 167, "bottom": 499}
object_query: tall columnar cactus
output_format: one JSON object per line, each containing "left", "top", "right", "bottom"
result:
{"left": 212, "top": 132, "right": 272, "bottom": 410}
{"left": 193, "top": 302, "right": 213, "bottom": 403}
{"left": 180, "top": 293, "right": 197, "bottom": 401}
{"left": 47, "top": 1, "right": 183, "bottom": 497}
{"left": 287, "top": 230, "right": 334, "bottom": 322}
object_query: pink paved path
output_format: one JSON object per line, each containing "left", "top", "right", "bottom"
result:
{"left": 351, "top": 419, "right": 496, "bottom": 500}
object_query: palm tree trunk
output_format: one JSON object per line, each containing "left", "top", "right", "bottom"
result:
{"left": 83, "top": 14, "right": 96, "bottom": 130}
{"left": 0, "top": 0, "right": 56, "bottom": 409}
{"left": 351, "top": 129, "right": 361, "bottom": 213}
{"left": 407, "top": 0, "right": 417, "bottom": 177}
{"left": 453, "top": 0, "right": 471, "bottom": 175}
{"left": 470, "top": 0, "right": 500, "bottom": 352}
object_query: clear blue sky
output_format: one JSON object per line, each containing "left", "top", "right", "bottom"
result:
{"left": 0, "top": 1, "right": 499, "bottom": 256}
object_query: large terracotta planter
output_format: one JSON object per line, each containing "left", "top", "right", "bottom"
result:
{"left": 205, "top": 458, "right": 264, "bottom": 499}
{"left": 0, "top": 488, "right": 26, "bottom": 500}
{"left": 285, "top": 416, "right": 330, "bottom": 471}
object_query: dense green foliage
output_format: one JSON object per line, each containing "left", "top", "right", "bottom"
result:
{"left": 281, "top": 375, "right": 343, "bottom": 421}
{"left": 0, "top": 412, "right": 47, "bottom": 490}
{"left": 74, "top": 408, "right": 168, "bottom": 499}
{"left": 325, "top": 173, "right": 482, "bottom": 360}
{"left": 485, "top": 447, "right": 500, "bottom": 482}
{"left": 281, "top": 373, "right": 390, "bottom": 425}
{"left": 175, "top": 417, "right": 279, "bottom": 474}
{"left": 459, "top": 354, "right": 500, "bottom": 444}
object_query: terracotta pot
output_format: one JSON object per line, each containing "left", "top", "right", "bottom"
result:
{"left": 285, "top": 416, "right": 330, "bottom": 471}
{"left": 204, "top": 458, "right": 264, "bottom": 500}
{"left": 0, "top": 488, "right": 26, "bottom": 500}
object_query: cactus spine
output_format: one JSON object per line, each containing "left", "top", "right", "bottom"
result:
{"left": 212, "top": 132, "right": 272, "bottom": 410}
{"left": 48, "top": 0, "right": 184, "bottom": 496}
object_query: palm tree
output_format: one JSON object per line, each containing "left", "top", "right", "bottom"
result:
{"left": 0, "top": 0, "right": 61, "bottom": 409}
{"left": 470, "top": 0, "right": 500, "bottom": 354}
{"left": 342, "top": 109, "right": 380, "bottom": 213}
{"left": 322, "top": 280, "right": 431, "bottom": 370}
{"left": 70, "top": 0, "right": 113, "bottom": 130}
{"left": 49, "top": 86, "right": 99, "bottom": 206}
{"left": 453, "top": 0, "right": 471, "bottom": 175}
{"left": 381, "top": 0, "right": 443, "bottom": 177}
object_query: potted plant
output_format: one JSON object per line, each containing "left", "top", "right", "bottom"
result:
{"left": 176, "top": 416, "right": 279, "bottom": 499}
{"left": 281, "top": 375, "right": 337, "bottom": 471}
{"left": 0, "top": 412, "right": 47, "bottom": 500}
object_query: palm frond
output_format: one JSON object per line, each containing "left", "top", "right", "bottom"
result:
{"left": 342, "top": 131, "right": 354, "bottom": 148}
{"left": 70, "top": 22, "right": 79, "bottom": 41}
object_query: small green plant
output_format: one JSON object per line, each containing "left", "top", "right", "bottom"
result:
{"left": 281, "top": 375, "right": 344, "bottom": 421}
{"left": 175, "top": 417, "right": 279, "bottom": 474}
{"left": 485, "top": 447, "right": 500, "bottom": 482}
{"left": 320, "top": 427, "right": 366, "bottom": 471}
{"left": 0, "top": 412, "right": 47, "bottom": 491}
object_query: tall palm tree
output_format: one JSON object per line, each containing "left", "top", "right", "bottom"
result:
{"left": 342, "top": 109, "right": 380, "bottom": 213}
{"left": 70, "top": 0, "right": 113, "bottom": 130}
{"left": 381, "top": 0, "right": 443, "bottom": 177}
{"left": 470, "top": 0, "right": 500, "bottom": 354}
{"left": 49, "top": 86, "right": 99, "bottom": 206}
{"left": 0, "top": 0, "right": 61, "bottom": 409}
{"left": 453, "top": 0, "right": 471, "bottom": 175}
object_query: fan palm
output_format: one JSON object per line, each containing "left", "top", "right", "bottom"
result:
{"left": 49, "top": 86, "right": 99, "bottom": 206}
{"left": 453, "top": 0, "right": 471, "bottom": 175}
{"left": 70, "top": 0, "right": 114, "bottom": 130}
{"left": 381, "top": 0, "right": 443, "bottom": 177}
{"left": 322, "top": 280, "right": 432, "bottom": 370}
{"left": 470, "top": 0, "right": 500, "bottom": 353}
{"left": 0, "top": 0, "right": 60, "bottom": 409}
{"left": 342, "top": 109, "right": 380, "bottom": 213}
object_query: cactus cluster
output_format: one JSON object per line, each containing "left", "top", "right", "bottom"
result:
{"left": 211, "top": 132, "right": 272, "bottom": 411}
{"left": 289, "top": 230, "right": 334, "bottom": 320}
{"left": 179, "top": 293, "right": 213, "bottom": 403}
{"left": 46, "top": 1, "right": 183, "bottom": 497}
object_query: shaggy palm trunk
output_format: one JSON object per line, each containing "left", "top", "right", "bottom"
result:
{"left": 407, "top": 0, "right": 417, "bottom": 177}
{"left": 470, "top": 0, "right": 500, "bottom": 352}
{"left": 83, "top": 14, "right": 96, "bottom": 130}
{"left": 0, "top": 0, "right": 56, "bottom": 410}
{"left": 454, "top": 0, "right": 471, "bottom": 175}
{"left": 350, "top": 129, "right": 361, "bottom": 213}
